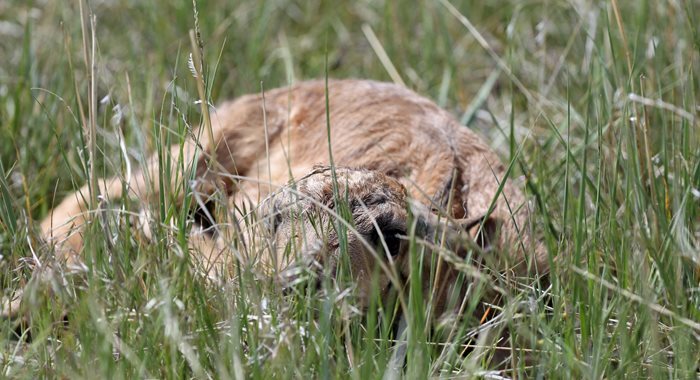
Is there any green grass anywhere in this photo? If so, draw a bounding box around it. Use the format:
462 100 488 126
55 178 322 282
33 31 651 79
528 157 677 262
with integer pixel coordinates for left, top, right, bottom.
1 0 699 378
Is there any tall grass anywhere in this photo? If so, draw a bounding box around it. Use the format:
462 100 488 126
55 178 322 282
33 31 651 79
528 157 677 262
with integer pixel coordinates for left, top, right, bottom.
0 0 698 378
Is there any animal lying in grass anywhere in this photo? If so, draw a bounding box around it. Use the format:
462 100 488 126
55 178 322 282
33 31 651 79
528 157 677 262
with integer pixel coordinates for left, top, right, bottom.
17 79 546 321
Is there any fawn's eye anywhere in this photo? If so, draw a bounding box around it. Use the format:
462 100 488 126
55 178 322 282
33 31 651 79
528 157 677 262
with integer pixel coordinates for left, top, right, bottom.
371 228 404 257
193 200 217 232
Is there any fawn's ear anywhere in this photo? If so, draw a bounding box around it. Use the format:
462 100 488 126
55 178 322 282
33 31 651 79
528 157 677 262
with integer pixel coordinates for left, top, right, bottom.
459 214 502 251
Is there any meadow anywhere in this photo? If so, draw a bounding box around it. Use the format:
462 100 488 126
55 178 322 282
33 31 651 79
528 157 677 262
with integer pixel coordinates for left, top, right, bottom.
0 0 698 378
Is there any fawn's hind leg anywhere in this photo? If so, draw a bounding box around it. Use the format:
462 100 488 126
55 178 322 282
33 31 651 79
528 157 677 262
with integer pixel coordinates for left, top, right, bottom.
39 93 287 266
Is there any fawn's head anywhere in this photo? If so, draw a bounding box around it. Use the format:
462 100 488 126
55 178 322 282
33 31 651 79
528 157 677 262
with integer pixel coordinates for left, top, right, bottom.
253 166 501 319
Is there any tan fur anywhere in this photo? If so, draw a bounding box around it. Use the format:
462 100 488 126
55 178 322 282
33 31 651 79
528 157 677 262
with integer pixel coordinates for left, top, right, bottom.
35 79 546 318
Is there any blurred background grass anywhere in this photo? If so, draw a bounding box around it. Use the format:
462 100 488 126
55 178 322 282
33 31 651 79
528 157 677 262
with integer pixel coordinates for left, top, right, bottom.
0 0 698 378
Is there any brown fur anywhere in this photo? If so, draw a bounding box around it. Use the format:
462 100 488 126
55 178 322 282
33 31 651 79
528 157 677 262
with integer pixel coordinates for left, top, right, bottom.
33 79 546 319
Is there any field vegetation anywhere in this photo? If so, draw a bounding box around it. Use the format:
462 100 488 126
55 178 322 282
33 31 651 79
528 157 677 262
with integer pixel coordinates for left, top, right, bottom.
0 0 698 378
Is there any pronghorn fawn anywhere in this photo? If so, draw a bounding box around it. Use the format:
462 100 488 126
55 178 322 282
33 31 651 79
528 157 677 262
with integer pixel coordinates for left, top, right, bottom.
10 79 546 323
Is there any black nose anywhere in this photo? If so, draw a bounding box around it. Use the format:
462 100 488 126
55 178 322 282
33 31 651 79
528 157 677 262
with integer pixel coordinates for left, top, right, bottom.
371 228 404 257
